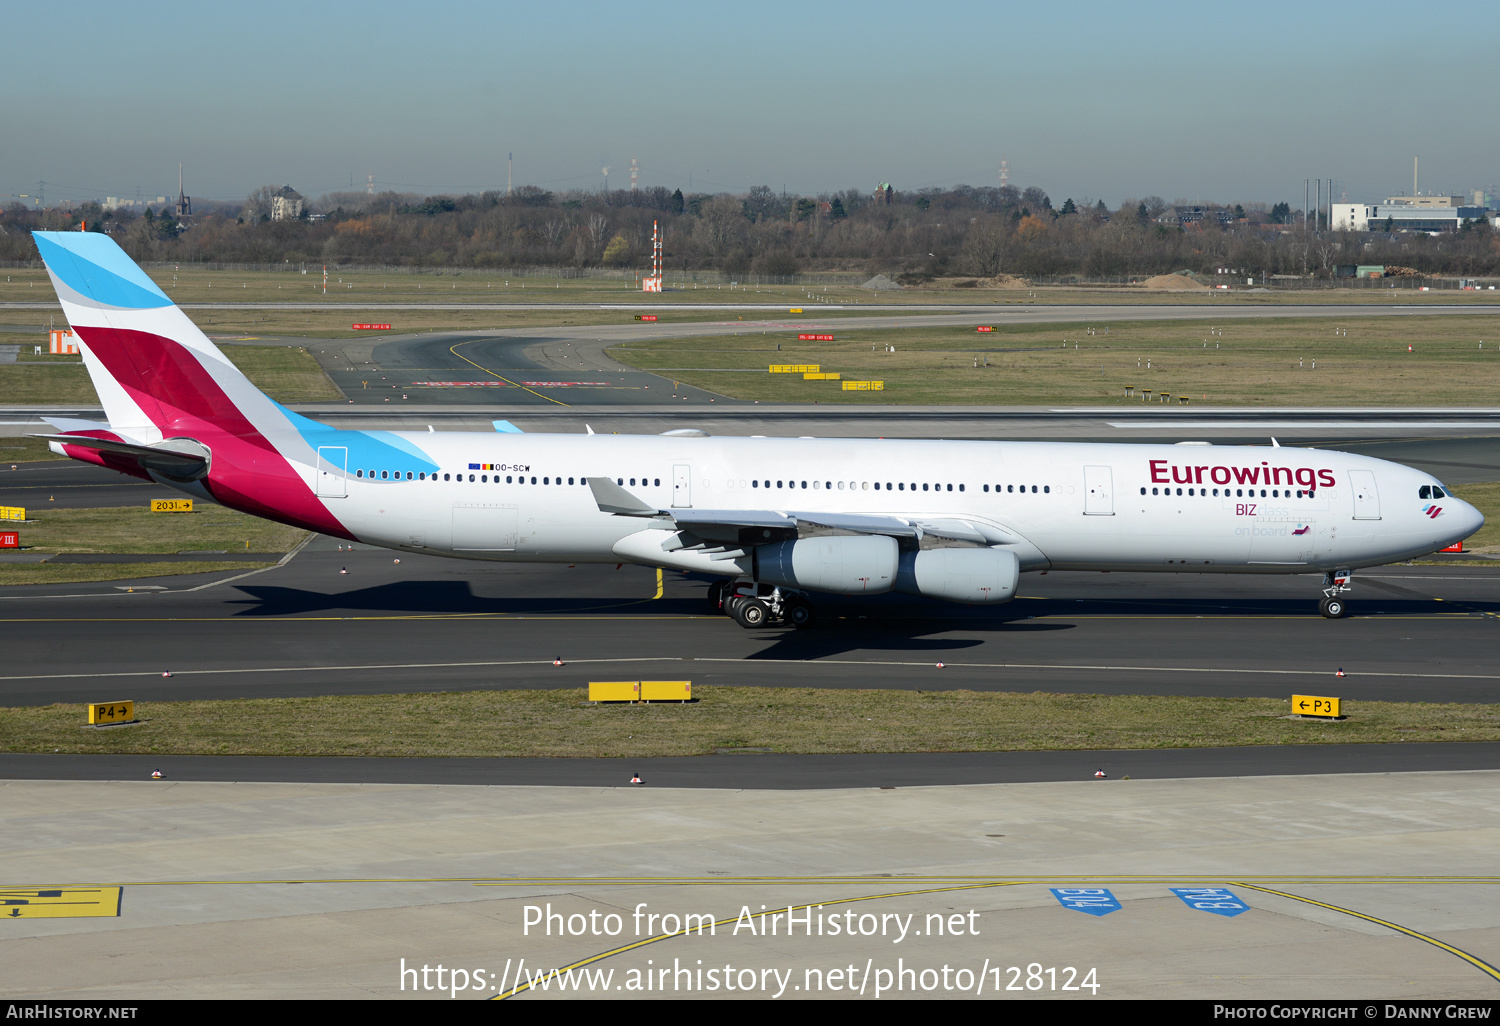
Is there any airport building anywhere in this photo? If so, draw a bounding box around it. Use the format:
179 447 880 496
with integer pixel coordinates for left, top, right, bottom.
1332 202 1493 233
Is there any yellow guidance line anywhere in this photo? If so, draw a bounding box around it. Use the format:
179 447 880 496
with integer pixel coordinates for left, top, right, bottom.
654 568 664 600
448 339 570 406
493 881 1020 1000
1233 882 1500 983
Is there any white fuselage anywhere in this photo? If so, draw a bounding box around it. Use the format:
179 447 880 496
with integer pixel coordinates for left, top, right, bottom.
295 433 1482 577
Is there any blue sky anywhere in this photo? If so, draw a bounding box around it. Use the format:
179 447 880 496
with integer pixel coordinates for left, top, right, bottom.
5 0 1495 208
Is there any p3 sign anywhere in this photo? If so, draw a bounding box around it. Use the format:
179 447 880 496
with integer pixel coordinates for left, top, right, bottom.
1170 887 1250 917
1051 888 1121 916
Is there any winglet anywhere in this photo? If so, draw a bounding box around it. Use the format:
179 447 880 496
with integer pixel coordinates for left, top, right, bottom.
586 477 658 516
492 420 523 433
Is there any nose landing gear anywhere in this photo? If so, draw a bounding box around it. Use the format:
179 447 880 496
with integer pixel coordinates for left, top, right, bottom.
1319 569 1352 618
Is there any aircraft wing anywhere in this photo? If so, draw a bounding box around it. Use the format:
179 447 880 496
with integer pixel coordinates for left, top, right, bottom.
586 477 946 541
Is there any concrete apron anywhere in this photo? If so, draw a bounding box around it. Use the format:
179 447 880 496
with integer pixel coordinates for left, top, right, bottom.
2 770 1498 999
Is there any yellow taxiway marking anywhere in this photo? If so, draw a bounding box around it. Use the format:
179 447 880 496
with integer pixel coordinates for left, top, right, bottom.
448 339 570 407
1235 882 1500 983
0 887 121 919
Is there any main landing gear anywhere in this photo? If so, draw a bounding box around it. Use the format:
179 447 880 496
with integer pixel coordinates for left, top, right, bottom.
1319 569 1352 619
708 579 814 629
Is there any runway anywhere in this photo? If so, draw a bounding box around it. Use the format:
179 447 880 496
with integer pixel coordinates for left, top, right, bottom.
3 534 1498 709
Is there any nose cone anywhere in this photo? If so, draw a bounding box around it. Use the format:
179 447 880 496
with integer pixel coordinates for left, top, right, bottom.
1450 498 1485 543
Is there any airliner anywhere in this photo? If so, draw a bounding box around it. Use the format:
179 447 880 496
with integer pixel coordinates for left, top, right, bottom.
28 231 1483 626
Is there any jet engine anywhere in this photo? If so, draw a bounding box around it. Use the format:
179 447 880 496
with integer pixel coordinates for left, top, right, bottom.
894 546 1019 604
754 535 898 595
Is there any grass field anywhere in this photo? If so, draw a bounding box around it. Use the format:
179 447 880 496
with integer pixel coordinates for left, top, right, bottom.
3 688 1498 757
0 436 65 463
610 315 1500 405
2 263 1496 336
0 342 342 407
0 560 271 586
0 504 303 584
12 504 308 554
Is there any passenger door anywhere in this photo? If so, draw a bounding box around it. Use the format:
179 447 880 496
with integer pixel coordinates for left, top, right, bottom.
1083 466 1113 515
673 464 692 508
1349 469 1381 520
315 446 347 498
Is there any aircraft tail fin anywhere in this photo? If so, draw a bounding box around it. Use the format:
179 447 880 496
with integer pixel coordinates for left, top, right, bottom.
32 230 353 537
32 230 290 441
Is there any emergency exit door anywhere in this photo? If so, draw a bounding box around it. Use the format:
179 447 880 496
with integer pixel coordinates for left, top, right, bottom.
673 464 692 507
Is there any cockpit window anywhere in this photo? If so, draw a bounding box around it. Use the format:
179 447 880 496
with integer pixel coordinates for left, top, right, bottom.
1420 486 1431 499
1433 486 1445 498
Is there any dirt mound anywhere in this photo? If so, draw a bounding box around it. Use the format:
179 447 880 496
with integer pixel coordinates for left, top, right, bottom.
1141 273 1208 291
860 274 902 290
904 275 1030 290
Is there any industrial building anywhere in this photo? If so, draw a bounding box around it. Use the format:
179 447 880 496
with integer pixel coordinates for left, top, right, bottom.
1332 201 1493 233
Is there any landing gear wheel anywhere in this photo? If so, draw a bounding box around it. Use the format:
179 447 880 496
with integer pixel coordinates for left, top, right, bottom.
732 598 770 628
707 580 728 614
1319 596 1348 619
787 601 814 628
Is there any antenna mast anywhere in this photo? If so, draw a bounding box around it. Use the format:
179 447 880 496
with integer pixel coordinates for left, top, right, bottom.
642 220 663 292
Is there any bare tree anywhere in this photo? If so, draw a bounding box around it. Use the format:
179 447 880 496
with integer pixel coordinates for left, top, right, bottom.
694 195 747 261
542 216 572 248
959 214 1012 276
584 213 610 251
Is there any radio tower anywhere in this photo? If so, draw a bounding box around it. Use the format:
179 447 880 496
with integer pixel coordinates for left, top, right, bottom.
366 174 374 195
642 220 663 292
999 159 1009 189
630 157 639 192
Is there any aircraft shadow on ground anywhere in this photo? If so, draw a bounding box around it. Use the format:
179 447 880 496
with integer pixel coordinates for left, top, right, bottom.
223 581 1500 621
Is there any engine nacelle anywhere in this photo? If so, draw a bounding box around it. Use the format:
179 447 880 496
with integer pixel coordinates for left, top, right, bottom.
895 546 1019 604
754 535 897 595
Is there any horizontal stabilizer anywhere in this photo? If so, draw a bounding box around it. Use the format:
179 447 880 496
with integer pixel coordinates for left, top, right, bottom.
29 433 209 477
